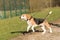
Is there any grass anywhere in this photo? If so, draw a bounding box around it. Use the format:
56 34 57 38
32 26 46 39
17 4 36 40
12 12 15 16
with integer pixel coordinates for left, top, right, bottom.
0 17 27 40
0 7 60 40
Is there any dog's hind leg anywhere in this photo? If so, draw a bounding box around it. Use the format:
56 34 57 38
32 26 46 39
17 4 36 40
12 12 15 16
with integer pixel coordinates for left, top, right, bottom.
45 24 52 33
44 21 52 33
41 25 46 34
40 24 46 34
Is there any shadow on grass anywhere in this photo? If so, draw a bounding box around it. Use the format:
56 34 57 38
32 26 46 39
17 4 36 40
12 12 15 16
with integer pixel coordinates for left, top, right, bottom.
11 30 43 35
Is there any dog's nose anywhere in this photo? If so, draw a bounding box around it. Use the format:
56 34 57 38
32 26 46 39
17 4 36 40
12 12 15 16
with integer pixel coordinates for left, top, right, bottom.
19 16 21 19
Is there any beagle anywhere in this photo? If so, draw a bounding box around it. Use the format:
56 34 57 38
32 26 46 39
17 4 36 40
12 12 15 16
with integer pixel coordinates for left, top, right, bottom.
20 11 52 34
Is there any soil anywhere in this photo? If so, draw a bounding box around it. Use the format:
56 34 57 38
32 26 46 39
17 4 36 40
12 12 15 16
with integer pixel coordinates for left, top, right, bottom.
10 19 60 40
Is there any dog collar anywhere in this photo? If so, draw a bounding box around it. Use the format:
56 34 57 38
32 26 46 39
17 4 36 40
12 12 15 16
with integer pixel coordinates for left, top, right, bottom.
27 16 32 21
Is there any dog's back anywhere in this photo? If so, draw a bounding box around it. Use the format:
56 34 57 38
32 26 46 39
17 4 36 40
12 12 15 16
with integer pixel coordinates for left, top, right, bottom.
34 18 44 25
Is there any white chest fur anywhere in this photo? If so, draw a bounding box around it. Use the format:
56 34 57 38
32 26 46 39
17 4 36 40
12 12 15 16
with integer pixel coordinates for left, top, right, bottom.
27 20 32 26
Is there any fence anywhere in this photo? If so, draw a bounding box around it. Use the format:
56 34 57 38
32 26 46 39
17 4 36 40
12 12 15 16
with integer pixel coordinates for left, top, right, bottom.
0 0 30 19
0 0 60 19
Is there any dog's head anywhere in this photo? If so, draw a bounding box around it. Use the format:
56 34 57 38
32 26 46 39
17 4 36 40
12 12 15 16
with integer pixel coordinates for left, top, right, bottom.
20 14 32 20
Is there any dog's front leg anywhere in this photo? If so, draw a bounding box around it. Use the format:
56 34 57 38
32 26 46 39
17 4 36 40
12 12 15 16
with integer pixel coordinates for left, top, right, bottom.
31 25 35 32
27 25 31 32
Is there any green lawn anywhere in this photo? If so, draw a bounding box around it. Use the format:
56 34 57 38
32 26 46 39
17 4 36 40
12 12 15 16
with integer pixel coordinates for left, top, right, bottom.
0 7 60 40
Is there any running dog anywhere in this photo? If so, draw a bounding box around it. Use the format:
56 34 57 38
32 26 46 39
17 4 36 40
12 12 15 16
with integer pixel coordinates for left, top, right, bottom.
20 11 52 34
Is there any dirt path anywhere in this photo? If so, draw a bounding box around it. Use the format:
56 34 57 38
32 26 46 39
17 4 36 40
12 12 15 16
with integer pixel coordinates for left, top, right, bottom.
10 19 60 40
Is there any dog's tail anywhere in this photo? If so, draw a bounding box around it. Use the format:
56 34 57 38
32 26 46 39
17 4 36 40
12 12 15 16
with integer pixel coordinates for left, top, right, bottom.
49 23 60 27
44 11 52 20
44 11 60 27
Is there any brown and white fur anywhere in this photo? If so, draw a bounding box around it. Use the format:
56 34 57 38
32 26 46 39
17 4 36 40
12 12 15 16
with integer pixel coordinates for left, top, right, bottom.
20 11 52 34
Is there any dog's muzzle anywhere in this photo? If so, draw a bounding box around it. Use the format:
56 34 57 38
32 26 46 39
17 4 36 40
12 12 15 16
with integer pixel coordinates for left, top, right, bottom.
19 16 21 19
19 16 24 20
19 16 21 18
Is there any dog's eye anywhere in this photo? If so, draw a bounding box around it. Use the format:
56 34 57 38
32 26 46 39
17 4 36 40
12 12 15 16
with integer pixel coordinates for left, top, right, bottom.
22 16 24 17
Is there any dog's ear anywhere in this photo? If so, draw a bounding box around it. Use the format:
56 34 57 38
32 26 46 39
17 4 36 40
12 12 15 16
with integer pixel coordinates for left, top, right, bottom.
26 14 31 19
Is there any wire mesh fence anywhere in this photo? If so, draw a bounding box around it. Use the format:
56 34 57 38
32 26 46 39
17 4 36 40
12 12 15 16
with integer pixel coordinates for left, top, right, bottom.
0 0 30 19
